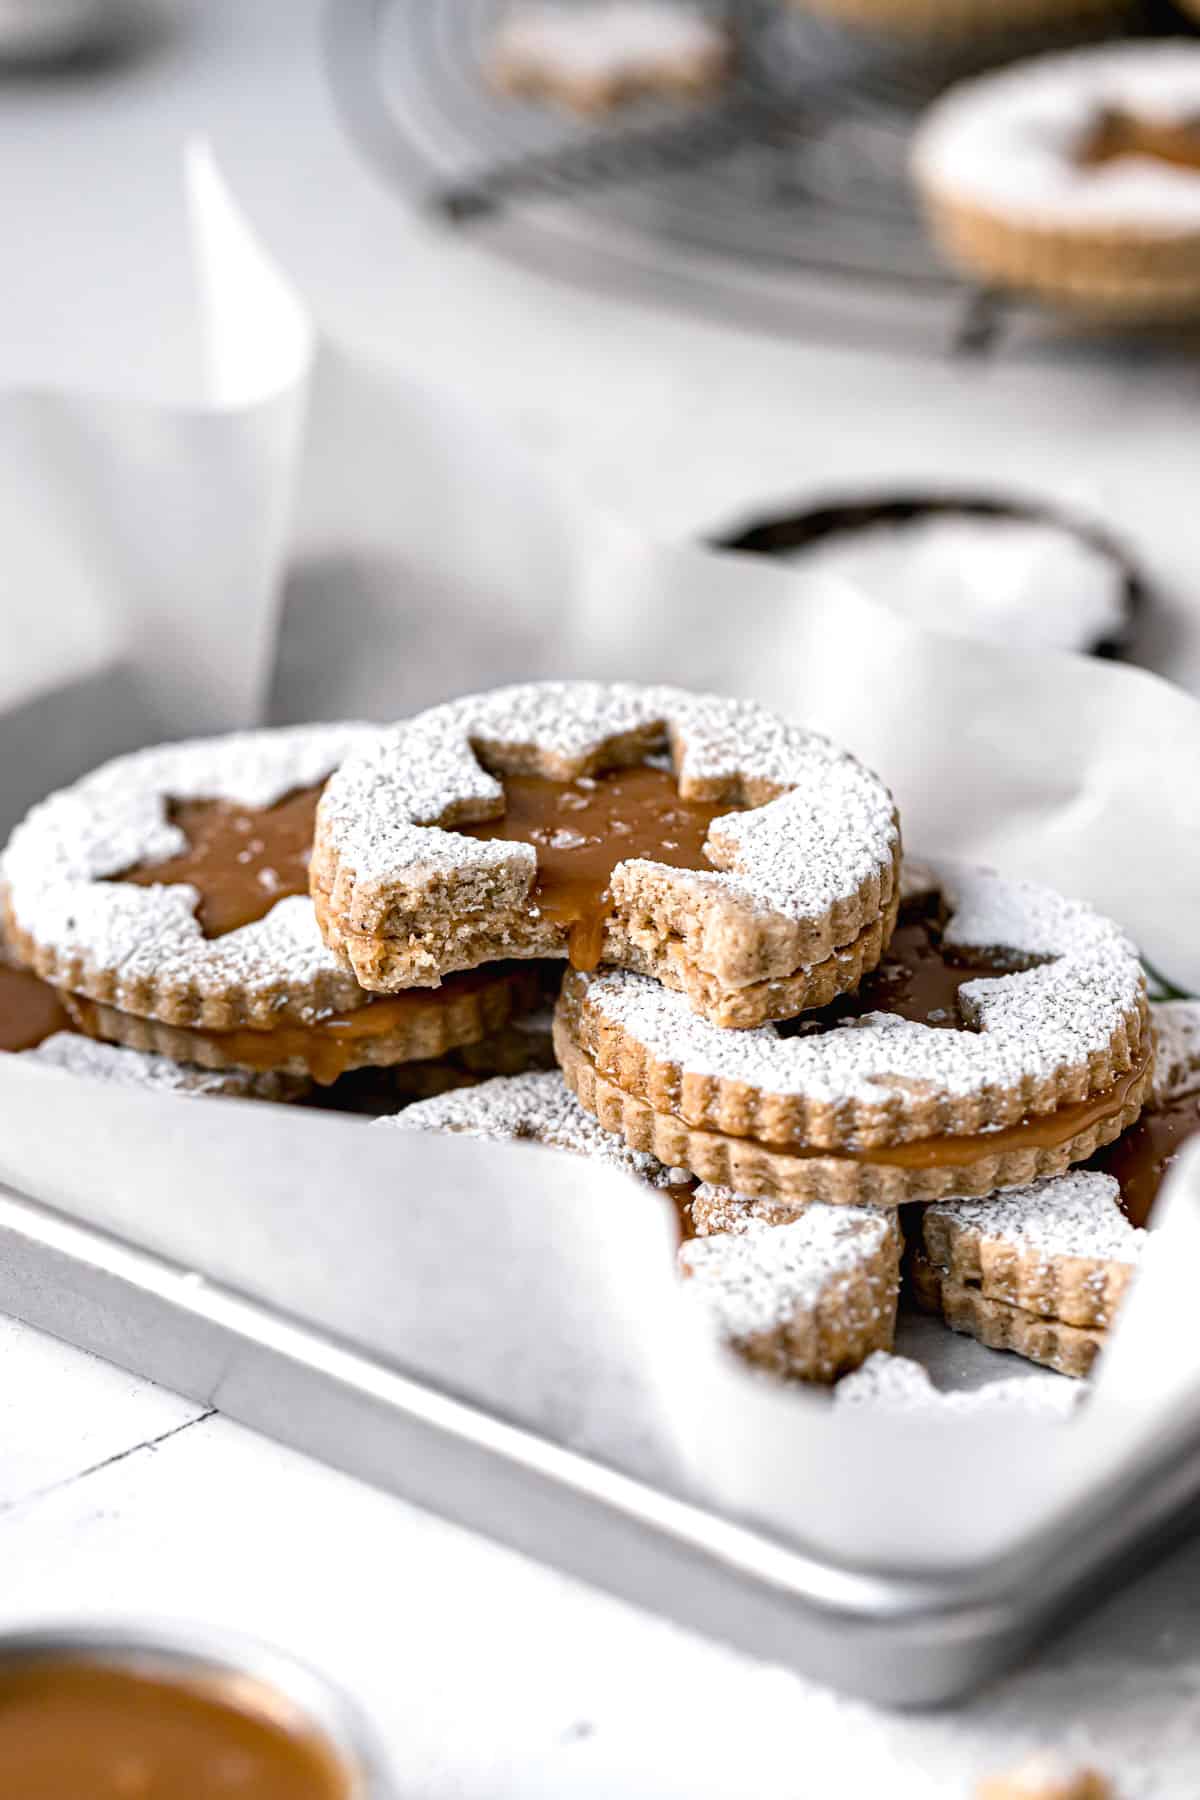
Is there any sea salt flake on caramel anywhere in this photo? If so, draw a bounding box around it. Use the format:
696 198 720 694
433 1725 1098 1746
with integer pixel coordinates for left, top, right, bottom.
457 764 738 971
114 784 322 938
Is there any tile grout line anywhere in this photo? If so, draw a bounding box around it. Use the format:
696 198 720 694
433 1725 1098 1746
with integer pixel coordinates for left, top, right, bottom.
0 1406 218 1518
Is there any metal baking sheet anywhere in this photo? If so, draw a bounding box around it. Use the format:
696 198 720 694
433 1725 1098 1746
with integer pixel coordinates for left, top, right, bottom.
2 1171 1199 1709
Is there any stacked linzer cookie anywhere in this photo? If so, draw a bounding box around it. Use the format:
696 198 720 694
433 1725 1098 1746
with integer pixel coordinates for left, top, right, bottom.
305 682 1165 1384
0 725 561 1110
0 683 1194 1386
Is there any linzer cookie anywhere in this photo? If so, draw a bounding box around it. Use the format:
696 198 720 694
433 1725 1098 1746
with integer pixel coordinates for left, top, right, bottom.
681 1201 900 1382
489 3 730 115
920 1170 1142 1331
311 681 900 1030
786 0 1125 42
0 726 546 1084
383 1071 897 1381
1092 997 1200 1227
555 859 1151 1205
684 1182 901 1379
911 1262 1106 1379
913 1170 1144 1378
912 45 1200 319
54 966 544 1087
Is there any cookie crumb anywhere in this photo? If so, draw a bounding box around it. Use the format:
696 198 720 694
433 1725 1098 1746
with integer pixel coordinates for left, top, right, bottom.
977 1751 1112 1798
491 2 729 114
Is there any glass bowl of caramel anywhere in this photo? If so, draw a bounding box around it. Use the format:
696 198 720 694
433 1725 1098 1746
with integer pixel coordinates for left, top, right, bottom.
0 1621 395 1799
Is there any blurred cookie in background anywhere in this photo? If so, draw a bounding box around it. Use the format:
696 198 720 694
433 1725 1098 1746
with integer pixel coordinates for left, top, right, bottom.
777 0 1130 44
911 43 1200 317
716 493 1141 657
488 1 731 114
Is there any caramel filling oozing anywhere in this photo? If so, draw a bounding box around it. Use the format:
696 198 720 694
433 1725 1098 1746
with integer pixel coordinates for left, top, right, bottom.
115 785 323 938
667 1179 698 1242
0 1659 352 1800
0 963 74 1052
459 765 740 970
106 784 546 1079
68 964 532 1086
737 1051 1149 1167
1091 1084 1200 1228
96 781 559 1077
1078 107 1200 175
595 898 1146 1170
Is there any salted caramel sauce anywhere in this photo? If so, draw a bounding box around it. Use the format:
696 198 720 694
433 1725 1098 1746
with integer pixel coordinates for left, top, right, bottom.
1079 107 1200 174
0 1658 352 1800
0 963 74 1053
115 784 323 938
108 786 546 1079
669 1182 698 1242
784 900 1035 1036
1092 1085 1200 1228
68 964 532 1086
458 765 740 971
738 1049 1149 1167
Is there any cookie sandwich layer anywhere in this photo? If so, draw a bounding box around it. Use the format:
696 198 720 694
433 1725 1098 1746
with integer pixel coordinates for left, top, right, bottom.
556 860 1150 1204
312 681 900 1029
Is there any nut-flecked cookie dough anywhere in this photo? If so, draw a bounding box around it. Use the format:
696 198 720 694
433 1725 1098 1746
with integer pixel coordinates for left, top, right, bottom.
555 859 1151 1205
912 1169 1144 1377
684 1183 901 1379
312 681 901 1030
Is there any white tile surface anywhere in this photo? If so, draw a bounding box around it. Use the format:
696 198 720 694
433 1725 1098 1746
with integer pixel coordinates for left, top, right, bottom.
0 1314 204 1510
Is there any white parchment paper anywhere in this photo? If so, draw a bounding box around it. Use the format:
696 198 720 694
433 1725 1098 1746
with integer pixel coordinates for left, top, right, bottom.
0 149 1198 1573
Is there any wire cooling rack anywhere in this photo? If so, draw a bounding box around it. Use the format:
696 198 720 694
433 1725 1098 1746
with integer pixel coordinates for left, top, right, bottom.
324 0 1193 356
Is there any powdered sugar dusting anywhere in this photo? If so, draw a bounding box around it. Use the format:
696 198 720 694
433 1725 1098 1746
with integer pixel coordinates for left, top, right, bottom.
318 682 897 929
21 1032 258 1096
379 1069 681 1190
691 1183 802 1237
494 2 724 80
581 859 1144 1109
1151 999 1200 1105
835 1352 1081 1418
680 1207 891 1339
787 513 1128 655
939 862 1136 963
913 43 1200 233
691 1181 894 1237
927 1170 1144 1264
2 725 379 1008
